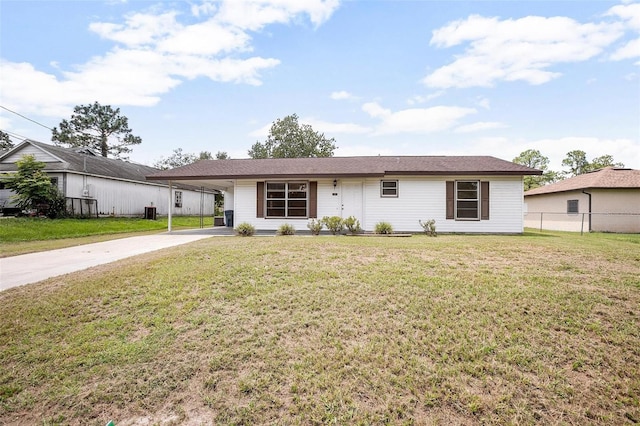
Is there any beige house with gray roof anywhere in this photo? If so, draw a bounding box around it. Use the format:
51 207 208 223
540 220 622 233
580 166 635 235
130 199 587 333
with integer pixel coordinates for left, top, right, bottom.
524 167 640 233
147 155 541 233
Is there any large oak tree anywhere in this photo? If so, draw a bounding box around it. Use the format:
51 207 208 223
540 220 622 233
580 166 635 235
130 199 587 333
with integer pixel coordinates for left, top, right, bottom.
248 114 336 159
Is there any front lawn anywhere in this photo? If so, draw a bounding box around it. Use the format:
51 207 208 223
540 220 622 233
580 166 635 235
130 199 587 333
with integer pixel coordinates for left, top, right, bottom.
0 233 638 425
0 216 210 257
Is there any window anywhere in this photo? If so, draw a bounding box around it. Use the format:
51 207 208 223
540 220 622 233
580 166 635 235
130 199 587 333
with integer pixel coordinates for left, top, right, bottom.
567 199 579 214
380 180 398 197
456 181 479 220
266 182 308 217
175 190 183 208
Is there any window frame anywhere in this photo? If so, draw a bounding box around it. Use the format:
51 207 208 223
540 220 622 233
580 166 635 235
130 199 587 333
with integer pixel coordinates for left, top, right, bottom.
567 199 579 214
380 180 399 198
174 190 183 208
265 181 309 218
455 180 480 221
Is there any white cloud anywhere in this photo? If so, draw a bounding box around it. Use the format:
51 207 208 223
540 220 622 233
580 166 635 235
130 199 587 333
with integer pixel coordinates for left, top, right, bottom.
523 136 639 171
89 12 179 47
610 37 640 60
335 145 394 157
330 90 355 100
606 3 640 31
477 97 490 109
421 136 639 170
424 14 624 88
248 116 369 139
304 118 370 134
406 91 444 105
215 0 340 30
0 0 339 119
362 102 476 134
454 121 507 133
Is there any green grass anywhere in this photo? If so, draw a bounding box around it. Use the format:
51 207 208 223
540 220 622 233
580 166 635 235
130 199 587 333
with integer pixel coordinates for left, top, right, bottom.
0 233 639 425
0 216 211 257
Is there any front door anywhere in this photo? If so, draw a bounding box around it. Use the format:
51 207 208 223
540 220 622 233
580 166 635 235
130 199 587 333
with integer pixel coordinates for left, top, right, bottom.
341 181 363 222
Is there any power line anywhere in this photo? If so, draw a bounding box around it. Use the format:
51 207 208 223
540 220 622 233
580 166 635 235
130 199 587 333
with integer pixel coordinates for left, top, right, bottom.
0 129 29 142
0 105 53 131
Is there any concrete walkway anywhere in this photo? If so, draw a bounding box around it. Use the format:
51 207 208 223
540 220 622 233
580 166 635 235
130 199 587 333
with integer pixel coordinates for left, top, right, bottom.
0 232 220 291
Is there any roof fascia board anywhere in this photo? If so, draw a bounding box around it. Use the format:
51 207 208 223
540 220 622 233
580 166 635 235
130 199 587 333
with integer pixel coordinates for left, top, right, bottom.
50 170 214 192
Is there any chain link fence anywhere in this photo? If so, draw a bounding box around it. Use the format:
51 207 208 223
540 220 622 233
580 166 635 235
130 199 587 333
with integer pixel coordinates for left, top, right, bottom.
524 212 640 234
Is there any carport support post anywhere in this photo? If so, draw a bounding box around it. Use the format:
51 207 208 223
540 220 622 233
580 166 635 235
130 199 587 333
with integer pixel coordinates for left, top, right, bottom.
168 180 173 232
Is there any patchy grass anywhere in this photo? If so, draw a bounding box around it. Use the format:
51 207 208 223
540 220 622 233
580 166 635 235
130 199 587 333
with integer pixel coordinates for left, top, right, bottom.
0 216 211 257
0 233 638 425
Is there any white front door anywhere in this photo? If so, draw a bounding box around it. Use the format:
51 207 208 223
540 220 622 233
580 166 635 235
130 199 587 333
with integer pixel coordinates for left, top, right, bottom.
341 181 363 221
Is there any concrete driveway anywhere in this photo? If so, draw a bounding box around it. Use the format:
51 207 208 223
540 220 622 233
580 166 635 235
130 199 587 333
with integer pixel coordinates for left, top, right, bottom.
0 232 217 291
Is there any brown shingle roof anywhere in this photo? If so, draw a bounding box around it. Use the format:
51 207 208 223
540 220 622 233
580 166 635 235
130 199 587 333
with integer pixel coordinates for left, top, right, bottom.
525 167 640 196
146 156 541 181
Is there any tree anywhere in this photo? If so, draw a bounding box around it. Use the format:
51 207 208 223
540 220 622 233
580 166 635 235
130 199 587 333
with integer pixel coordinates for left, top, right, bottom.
589 154 623 171
215 151 229 160
1 155 56 210
153 149 223 170
153 148 198 170
0 130 14 151
562 150 624 176
248 114 337 159
562 150 590 176
512 149 561 191
51 102 141 159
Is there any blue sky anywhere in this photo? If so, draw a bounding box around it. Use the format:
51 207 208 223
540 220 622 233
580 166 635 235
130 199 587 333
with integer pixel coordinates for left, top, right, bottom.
1 0 639 171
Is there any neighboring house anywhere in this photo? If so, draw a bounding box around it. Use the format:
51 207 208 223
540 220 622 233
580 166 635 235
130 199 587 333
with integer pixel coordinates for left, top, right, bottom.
524 167 640 233
0 139 216 217
147 156 541 233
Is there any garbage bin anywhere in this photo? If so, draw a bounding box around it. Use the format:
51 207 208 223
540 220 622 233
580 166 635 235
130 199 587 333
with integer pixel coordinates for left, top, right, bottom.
224 210 234 227
144 206 157 220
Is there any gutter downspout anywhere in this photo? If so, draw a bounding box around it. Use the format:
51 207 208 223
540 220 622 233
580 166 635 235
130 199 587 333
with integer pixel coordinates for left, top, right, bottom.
582 189 592 232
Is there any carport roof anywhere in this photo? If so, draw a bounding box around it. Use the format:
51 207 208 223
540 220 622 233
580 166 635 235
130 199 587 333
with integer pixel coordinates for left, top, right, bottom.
146 155 541 181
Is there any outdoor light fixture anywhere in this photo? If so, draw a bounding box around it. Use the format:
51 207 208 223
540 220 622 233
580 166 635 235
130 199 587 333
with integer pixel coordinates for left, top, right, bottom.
333 179 337 188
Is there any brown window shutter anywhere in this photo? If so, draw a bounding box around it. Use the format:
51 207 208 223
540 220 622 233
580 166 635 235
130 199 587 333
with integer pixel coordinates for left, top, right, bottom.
481 181 490 220
309 181 317 218
256 181 265 218
446 181 454 219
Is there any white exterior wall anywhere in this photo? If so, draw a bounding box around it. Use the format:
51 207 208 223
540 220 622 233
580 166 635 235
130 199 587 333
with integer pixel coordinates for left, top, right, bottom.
362 176 524 233
2 171 215 217
234 179 340 231
234 176 525 233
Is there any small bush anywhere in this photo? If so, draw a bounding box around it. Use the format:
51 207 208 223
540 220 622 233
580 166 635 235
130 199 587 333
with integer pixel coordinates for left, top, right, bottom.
419 219 437 237
235 222 256 237
374 221 393 234
307 218 323 235
322 216 344 235
343 216 362 235
277 223 296 236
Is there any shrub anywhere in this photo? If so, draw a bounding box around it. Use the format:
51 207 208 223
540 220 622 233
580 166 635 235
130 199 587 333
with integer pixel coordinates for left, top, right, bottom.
235 222 256 237
277 223 296 236
419 219 437 237
322 216 344 235
307 218 323 235
374 221 393 234
343 216 362 235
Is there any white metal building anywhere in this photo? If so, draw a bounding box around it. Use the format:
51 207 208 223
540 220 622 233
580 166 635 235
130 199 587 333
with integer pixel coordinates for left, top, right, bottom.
0 139 217 217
